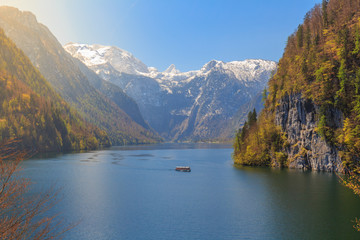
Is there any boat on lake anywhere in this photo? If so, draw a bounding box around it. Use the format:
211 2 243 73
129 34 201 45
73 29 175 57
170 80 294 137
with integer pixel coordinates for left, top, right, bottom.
175 166 191 172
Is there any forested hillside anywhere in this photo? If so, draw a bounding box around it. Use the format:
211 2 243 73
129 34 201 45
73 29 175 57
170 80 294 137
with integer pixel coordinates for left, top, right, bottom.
0 28 110 151
0 6 161 145
233 0 360 172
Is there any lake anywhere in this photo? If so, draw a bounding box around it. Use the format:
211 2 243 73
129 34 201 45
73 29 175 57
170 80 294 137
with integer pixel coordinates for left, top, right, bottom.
21 143 360 240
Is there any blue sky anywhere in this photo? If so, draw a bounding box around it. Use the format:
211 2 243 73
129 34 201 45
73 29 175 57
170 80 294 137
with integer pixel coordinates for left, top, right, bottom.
3 0 321 71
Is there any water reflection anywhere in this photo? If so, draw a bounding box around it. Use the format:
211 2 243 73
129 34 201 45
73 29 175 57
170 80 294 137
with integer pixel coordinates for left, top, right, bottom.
21 145 360 240
111 142 232 151
233 166 360 239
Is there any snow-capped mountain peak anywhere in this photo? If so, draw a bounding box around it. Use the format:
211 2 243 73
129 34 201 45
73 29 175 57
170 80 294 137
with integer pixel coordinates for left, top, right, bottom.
200 60 223 73
65 43 276 87
64 42 277 142
64 43 107 66
64 43 149 75
164 64 179 74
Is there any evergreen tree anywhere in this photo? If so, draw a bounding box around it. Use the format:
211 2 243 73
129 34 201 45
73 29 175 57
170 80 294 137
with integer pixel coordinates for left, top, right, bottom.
297 25 304 48
322 0 328 27
248 109 257 127
262 87 268 105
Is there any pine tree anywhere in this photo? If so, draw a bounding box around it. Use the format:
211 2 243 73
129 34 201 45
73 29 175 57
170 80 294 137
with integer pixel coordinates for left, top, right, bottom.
297 25 304 48
322 0 328 27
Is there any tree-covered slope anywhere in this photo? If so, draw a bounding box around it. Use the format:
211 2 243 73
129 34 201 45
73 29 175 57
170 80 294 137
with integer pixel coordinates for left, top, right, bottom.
233 0 360 172
0 28 110 151
0 6 161 145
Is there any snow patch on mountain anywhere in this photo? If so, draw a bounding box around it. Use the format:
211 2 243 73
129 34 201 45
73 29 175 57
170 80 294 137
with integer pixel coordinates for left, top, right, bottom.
64 42 277 141
64 43 276 91
64 43 149 75
164 64 179 74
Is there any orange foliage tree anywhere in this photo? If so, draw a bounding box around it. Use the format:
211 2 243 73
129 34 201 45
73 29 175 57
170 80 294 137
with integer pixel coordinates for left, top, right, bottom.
0 141 70 239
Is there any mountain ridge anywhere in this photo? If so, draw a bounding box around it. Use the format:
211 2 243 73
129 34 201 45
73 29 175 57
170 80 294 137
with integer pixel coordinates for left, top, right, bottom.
0 28 110 151
0 6 161 145
65 42 277 141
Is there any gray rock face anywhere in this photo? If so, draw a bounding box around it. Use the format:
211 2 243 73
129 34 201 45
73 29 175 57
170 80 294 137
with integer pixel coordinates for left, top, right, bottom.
65 43 277 141
275 93 343 172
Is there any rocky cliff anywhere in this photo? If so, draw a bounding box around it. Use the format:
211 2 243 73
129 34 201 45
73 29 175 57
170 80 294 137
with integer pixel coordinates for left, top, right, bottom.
275 94 343 172
233 1 360 173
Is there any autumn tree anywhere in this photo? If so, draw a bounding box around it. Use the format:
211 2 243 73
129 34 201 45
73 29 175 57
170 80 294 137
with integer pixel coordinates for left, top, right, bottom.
0 140 70 239
322 0 328 27
233 0 360 231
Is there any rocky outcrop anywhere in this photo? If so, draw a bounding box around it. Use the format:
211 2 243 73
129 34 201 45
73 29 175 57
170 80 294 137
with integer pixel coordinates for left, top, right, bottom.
275 93 343 172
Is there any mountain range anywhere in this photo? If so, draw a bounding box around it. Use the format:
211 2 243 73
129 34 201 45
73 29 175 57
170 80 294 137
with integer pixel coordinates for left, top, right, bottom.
0 6 277 148
65 43 277 141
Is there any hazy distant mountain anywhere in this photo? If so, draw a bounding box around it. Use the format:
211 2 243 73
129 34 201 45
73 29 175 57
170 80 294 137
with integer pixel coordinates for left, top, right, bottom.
0 6 161 145
217 92 265 141
71 56 151 130
66 43 276 141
